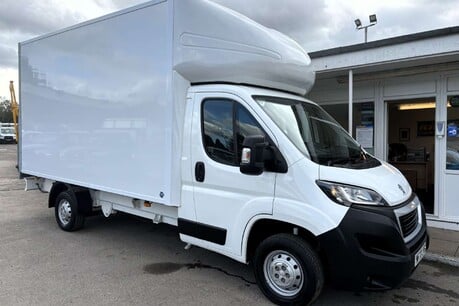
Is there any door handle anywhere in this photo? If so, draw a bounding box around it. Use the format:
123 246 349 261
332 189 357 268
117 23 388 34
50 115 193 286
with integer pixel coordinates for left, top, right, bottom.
195 162 205 182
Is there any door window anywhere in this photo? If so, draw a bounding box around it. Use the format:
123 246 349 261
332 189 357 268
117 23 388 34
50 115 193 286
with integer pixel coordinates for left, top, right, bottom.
235 103 265 162
202 100 235 165
202 99 265 166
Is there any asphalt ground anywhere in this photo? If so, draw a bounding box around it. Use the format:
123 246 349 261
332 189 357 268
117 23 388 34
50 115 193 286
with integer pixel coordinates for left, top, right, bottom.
1 144 458 305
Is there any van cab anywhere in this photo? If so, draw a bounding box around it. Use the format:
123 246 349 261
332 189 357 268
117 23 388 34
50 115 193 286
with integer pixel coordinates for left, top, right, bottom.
180 84 428 302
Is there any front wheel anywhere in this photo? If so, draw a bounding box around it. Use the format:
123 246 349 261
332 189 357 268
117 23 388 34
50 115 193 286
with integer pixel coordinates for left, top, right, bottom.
253 233 324 305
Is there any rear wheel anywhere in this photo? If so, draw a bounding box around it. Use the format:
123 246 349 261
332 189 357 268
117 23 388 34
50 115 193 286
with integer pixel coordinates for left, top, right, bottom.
253 233 324 305
54 190 85 231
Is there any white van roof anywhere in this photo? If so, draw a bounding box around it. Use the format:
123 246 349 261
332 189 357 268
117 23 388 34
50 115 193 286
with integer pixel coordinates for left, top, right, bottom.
173 0 315 95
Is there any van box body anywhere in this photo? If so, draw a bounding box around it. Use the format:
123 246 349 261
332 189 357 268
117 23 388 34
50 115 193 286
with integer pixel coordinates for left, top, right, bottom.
19 0 314 205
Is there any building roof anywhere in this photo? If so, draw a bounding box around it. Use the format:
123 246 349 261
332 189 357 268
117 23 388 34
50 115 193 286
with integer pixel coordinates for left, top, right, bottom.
309 25 459 76
310 26 459 59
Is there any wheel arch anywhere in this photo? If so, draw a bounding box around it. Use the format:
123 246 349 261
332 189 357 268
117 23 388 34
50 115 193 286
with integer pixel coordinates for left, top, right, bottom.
243 217 320 263
48 182 71 208
49 182 93 215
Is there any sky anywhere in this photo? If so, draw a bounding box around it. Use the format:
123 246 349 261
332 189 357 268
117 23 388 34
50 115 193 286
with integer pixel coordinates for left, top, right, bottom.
0 0 458 99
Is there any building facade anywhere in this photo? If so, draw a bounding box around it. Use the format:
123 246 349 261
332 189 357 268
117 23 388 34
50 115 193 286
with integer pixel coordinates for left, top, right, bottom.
308 27 459 230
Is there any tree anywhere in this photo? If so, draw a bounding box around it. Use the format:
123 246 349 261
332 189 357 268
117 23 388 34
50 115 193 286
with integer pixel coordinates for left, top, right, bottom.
0 98 13 123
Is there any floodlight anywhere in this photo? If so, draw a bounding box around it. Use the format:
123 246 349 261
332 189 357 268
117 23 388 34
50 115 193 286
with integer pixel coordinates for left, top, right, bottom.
369 14 377 23
354 15 378 42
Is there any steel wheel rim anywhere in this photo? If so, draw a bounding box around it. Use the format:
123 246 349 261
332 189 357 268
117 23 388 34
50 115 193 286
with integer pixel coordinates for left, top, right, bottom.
58 199 72 225
263 250 304 297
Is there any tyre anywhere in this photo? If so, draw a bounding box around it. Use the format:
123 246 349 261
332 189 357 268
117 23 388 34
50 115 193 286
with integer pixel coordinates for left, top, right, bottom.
253 233 324 306
54 190 85 231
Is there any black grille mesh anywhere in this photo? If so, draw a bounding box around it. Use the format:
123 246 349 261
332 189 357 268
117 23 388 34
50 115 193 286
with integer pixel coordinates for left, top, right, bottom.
399 209 418 237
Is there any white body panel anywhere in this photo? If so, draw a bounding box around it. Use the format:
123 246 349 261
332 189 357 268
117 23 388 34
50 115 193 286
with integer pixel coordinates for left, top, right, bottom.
178 85 413 263
273 159 349 235
173 0 314 95
19 0 313 206
179 85 350 262
187 90 276 256
20 1 177 205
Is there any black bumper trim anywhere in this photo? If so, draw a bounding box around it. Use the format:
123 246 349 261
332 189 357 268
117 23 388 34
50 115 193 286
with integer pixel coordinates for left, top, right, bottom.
318 197 428 290
178 218 227 245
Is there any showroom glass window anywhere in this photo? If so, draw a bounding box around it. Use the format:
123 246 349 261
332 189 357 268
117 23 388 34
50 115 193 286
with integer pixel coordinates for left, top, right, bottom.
447 96 459 170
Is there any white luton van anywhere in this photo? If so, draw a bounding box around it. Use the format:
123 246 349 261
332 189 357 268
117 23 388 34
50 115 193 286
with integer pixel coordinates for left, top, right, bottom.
19 0 428 304
0 123 17 144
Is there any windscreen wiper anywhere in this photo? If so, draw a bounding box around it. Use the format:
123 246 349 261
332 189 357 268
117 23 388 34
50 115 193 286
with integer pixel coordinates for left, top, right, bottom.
327 156 365 166
327 158 353 166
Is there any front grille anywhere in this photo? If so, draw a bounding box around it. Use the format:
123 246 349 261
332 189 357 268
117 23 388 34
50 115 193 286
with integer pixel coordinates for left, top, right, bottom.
399 209 418 238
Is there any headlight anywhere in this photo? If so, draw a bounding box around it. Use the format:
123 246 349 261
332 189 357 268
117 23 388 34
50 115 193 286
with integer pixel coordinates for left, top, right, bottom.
316 180 388 206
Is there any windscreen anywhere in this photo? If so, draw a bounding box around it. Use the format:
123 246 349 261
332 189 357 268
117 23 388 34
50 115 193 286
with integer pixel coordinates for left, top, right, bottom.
254 96 380 169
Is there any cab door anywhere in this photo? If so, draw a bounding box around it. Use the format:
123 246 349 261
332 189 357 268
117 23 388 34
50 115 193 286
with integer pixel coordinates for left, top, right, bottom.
181 92 276 256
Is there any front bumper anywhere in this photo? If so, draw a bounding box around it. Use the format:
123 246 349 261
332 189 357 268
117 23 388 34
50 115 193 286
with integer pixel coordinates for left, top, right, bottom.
0 137 16 143
318 195 429 290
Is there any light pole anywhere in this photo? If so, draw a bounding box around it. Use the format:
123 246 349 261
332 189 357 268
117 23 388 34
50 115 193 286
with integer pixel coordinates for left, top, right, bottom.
355 14 377 43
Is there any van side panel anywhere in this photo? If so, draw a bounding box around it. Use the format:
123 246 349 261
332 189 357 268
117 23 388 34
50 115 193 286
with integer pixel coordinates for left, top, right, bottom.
20 2 178 204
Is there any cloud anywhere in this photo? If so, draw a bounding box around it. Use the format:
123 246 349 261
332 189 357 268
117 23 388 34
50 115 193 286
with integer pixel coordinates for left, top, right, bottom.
0 68 17 100
0 30 39 69
0 1 85 35
374 0 459 38
213 0 329 51
109 0 147 8
0 45 17 68
323 0 459 48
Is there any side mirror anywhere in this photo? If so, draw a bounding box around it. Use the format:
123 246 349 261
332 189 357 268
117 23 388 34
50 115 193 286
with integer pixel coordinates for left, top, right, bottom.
240 135 268 175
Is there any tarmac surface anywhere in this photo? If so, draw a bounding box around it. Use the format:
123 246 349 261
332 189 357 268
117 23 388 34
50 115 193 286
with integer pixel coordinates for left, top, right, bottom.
1 144 459 305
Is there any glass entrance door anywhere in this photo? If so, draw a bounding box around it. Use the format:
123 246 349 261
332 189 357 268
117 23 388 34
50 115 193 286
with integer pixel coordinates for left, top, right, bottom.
386 98 436 214
444 95 459 219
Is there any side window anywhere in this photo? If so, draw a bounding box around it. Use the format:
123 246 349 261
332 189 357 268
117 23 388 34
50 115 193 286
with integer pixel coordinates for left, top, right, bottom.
202 99 266 166
202 99 235 165
236 104 265 163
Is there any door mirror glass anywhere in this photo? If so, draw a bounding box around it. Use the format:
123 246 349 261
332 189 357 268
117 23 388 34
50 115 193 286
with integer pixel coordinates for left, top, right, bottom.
241 148 252 165
240 135 268 175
